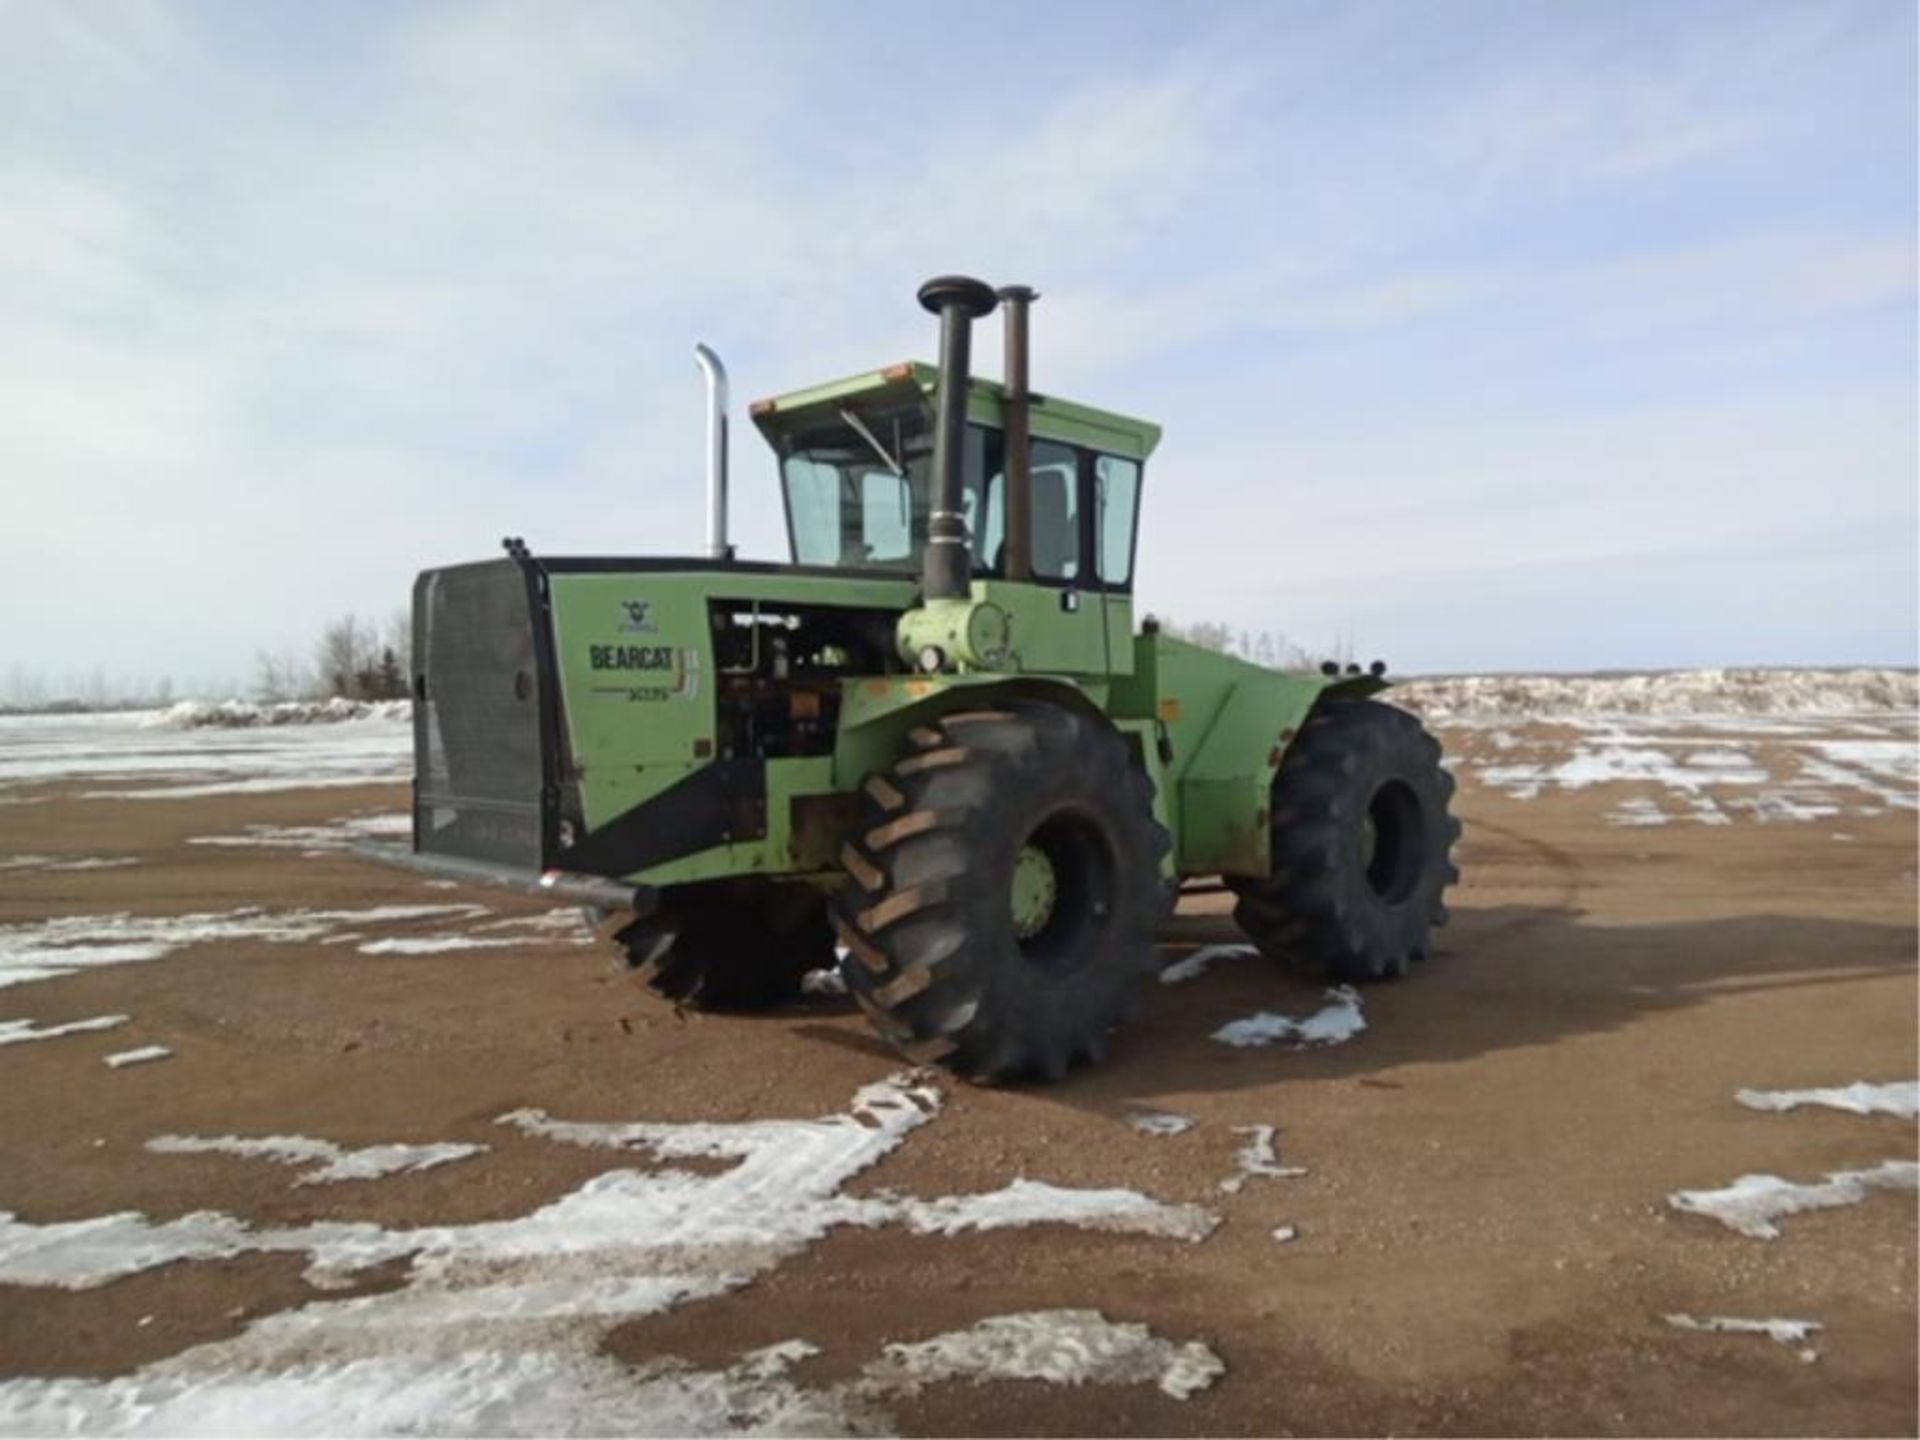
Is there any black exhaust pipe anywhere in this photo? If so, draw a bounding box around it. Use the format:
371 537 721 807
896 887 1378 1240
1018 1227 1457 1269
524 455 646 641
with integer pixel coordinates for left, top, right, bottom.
916 275 999 602
996 285 1037 582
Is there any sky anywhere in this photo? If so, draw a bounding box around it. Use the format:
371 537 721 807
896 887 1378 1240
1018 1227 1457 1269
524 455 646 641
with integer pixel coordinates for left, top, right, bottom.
1 0 1914 695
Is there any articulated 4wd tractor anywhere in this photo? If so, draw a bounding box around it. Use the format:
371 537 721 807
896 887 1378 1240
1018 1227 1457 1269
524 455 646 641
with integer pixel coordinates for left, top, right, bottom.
393 276 1459 1081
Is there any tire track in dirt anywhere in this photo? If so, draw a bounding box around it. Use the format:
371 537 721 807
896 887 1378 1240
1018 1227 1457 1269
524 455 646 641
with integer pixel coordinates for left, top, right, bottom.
1455 814 1587 936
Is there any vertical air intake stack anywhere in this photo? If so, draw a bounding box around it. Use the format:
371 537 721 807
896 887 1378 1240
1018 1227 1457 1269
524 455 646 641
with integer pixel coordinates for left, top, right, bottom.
997 285 1037 582
916 275 999 601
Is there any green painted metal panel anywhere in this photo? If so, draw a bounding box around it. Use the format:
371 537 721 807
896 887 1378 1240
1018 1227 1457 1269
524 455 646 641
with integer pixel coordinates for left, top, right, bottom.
627 755 840 886
546 567 914 872
971 579 1112 676
751 361 1161 461
1108 634 1332 877
548 572 718 832
539 558 1354 895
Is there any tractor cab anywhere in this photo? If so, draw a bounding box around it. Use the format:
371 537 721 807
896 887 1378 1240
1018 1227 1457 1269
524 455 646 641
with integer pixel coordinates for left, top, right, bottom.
753 367 1158 589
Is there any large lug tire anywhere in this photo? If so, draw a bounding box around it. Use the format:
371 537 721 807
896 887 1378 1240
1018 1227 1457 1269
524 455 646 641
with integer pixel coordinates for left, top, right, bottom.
1231 698 1460 983
832 701 1171 1083
609 878 834 1011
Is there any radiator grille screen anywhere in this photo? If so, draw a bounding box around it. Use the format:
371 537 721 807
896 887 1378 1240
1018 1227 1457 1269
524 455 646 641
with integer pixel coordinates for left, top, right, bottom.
412 561 547 868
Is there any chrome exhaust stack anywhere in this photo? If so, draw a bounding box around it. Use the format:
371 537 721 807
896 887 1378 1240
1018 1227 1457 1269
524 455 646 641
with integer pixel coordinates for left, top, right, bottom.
694 343 733 561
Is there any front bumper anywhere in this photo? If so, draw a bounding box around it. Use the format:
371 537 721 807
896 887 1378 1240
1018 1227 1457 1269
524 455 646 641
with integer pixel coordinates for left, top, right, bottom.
353 842 659 916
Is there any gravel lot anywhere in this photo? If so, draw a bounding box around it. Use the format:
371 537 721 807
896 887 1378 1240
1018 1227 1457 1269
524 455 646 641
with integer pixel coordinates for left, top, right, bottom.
0 705 1913 1435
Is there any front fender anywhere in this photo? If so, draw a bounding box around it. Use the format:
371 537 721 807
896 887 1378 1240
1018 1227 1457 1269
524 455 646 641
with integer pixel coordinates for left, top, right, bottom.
831 673 1107 788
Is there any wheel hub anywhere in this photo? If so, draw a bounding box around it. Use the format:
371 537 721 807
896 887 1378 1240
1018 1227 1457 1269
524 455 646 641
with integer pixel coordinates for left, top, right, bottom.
1010 842 1058 940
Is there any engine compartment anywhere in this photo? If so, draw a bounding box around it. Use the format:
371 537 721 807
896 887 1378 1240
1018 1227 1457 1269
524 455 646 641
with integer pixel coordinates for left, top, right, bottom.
708 600 900 760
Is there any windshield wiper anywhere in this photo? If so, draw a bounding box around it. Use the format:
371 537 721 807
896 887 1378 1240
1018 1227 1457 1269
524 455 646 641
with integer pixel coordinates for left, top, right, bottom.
838 406 904 478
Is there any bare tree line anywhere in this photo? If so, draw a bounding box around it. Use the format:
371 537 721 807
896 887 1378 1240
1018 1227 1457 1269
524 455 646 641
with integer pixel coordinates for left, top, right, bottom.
1156 618 1354 670
254 610 411 703
0 665 177 715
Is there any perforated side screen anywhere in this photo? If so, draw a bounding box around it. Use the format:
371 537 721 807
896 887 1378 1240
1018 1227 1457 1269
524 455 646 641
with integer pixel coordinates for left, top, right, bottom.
412 561 546 868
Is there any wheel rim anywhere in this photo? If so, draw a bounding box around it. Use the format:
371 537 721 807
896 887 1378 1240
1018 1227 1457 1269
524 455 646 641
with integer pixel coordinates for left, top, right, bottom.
1010 807 1117 973
1362 778 1426 906
1010 842 1058 939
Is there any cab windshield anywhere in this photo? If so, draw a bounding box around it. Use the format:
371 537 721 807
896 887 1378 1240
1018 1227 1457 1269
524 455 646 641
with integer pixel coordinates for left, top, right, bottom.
778 402 1002 574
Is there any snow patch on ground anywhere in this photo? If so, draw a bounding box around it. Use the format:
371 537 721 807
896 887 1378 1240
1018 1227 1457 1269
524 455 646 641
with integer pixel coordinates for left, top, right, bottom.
0 902 592 991
867 1309 1224 1401
1609 796 1669 827
1218 1125 1308 1195
1129 1111 1195 1137
801 967 849 997
1452 705 1917 822
498 1108 1217 1243
892 1179 1217 1243
1160 944 1255 985
354 935 526 955
1212 987 1366 1049
0 1077 1222 1436
475 910 592 937
1667 1160 1919 1238
1665 1313 1822 1361
1734 1081 1920 1120
188 814 409 851
103 1045 170 1069
146 1134 488 1187
0 1014 128 1048
0 710 408 798
0 856 138 874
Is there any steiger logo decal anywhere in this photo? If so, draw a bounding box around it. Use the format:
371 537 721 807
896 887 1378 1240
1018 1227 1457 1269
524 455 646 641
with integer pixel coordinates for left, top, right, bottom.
618 599 658 633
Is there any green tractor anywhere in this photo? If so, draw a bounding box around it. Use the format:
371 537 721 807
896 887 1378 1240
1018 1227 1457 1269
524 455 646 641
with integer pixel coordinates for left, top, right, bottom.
386 276 1459 1081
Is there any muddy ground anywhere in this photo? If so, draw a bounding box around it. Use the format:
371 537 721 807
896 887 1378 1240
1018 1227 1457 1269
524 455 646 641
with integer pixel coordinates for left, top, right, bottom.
0 726 1914 1436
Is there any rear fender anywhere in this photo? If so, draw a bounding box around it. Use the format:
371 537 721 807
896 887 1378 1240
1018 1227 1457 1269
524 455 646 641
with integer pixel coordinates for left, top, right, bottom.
1181 674 1394 879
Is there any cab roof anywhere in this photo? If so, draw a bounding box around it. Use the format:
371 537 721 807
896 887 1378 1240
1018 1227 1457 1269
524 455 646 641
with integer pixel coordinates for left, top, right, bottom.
749 360 1162 462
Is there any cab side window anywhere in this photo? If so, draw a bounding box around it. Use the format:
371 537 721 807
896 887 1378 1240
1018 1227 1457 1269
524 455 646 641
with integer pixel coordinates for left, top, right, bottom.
1029 439 1080 581
1095 455 1141 587
963 426 1007 576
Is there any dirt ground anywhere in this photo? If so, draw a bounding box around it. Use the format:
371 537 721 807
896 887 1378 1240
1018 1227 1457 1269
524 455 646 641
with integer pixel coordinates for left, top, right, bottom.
0 729 1914 1436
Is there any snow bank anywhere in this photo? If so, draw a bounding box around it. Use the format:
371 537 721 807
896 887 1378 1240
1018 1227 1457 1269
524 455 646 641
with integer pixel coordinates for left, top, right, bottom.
1395 668 1917 720
142 699 411 729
